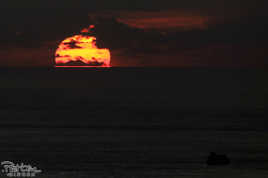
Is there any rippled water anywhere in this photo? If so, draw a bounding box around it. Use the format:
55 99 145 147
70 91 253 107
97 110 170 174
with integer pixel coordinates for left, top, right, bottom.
0 110 267 178
0 68 267 177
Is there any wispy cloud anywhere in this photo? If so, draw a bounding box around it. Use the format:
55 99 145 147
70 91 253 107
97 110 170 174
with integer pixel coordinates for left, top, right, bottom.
116 11 209 31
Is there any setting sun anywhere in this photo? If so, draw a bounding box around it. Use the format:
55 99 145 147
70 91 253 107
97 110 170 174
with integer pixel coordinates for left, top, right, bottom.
55 26 111 67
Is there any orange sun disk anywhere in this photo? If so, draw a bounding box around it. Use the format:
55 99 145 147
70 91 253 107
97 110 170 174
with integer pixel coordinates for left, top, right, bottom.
55 26 111 67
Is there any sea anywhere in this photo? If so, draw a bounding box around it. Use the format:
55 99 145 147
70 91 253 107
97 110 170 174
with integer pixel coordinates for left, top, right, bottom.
0 67 267 178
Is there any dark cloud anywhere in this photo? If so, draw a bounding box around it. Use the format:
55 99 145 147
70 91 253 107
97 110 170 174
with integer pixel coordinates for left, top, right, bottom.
1 0 267 14
91 10 210 32
0 9 91 47
0 8 267 67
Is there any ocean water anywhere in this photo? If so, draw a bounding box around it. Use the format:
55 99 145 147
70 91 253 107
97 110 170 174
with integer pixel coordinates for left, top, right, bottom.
0 68 267 177
0 109 268 178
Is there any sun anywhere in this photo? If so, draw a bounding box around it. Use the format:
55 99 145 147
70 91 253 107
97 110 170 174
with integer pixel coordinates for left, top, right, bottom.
55 25 111 67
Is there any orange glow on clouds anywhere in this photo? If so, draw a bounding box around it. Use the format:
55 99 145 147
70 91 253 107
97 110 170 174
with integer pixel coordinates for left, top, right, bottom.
55 25 111 67
80 25 95 33
118 16 208 31
90 10 209 31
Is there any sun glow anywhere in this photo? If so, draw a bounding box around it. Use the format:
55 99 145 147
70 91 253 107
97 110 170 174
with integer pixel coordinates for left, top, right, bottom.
55 26 111 67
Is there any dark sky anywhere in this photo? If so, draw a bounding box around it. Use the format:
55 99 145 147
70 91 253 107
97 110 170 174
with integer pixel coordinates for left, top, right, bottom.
0 0 267 67
1 0 266 11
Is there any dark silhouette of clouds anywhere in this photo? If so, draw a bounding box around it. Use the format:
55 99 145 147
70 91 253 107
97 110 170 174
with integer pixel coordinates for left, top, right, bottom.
0 9 267 67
